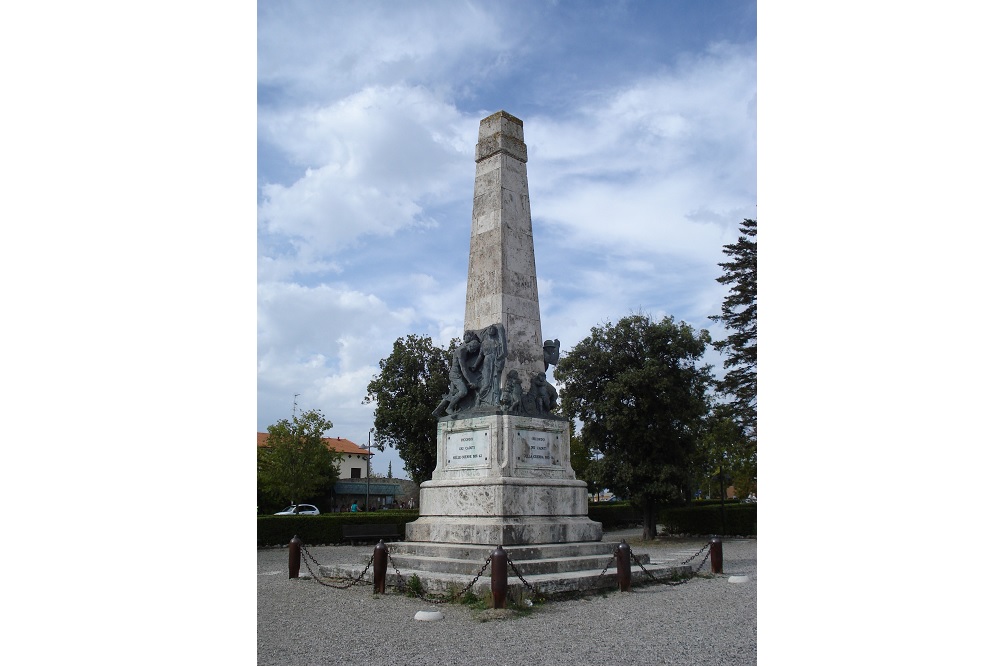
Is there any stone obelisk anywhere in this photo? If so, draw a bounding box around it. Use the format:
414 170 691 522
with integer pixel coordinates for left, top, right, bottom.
406 111 602 546
464 111 545 384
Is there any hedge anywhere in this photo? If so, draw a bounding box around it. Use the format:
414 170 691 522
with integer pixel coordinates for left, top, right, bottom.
659 503 756 536
257 503 756 547
586 502 642 530
257 510 418 547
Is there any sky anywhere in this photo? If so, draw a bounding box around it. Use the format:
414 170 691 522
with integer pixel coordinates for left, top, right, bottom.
257 0 757 478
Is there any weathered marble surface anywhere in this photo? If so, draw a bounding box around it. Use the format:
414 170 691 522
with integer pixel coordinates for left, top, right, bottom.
465 111 545 390
406 413 602 545
431 414 575 480
404 514 602 545
413 111 602 546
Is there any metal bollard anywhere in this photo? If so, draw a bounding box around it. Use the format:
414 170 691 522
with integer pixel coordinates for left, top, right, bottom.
373 540 388 594
615 540 632 592
710 537 723 574
288 535 302 579
491 545 508 609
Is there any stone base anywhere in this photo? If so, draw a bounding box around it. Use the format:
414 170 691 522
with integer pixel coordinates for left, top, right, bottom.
410 475 601 545
321 539 699 597
410 413 603 545
405 514 602 545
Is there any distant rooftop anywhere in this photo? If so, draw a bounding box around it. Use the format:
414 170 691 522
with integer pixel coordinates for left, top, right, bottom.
256 432 370 456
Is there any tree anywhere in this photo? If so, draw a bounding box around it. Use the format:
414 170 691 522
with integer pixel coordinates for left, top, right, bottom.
364 334 453 485
258 409 342 506
555 314 714 539
387 460 393 479
693 403 756 499
568 423 600 497
709 218 757 437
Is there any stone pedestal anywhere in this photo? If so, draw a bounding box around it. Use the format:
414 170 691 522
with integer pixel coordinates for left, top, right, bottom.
405 414 603 545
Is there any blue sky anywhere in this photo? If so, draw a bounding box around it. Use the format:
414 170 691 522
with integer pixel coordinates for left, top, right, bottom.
257 0 757 477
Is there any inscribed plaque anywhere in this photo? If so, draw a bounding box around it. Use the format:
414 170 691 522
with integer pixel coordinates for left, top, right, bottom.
515 429 560 467
445 428 490 468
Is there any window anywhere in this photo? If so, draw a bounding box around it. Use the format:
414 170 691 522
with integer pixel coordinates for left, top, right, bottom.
351 468 361 479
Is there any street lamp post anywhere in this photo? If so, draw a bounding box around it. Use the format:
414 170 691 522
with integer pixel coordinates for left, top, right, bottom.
366 427 374 511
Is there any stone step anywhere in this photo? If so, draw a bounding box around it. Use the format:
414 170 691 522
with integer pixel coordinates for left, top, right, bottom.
385 540 616 561
318 538 707 597
319 561 692 597
385 551 635 576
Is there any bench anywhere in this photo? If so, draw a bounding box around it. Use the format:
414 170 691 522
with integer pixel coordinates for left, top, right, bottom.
341 523 401 545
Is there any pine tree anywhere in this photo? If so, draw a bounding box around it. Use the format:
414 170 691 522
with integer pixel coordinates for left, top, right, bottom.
709 218 757 437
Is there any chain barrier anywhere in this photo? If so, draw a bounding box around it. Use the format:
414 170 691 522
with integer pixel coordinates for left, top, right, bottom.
596 551 617 579
385 550 493 605
298 543 375 590
290 539 715 599
678 541 712 566
505 556 538 598
629 541 713 587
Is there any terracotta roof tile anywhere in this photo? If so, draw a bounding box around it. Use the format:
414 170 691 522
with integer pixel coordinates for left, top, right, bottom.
257 432 370 456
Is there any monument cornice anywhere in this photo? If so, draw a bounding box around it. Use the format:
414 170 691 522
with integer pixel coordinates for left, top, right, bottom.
475 110 528 163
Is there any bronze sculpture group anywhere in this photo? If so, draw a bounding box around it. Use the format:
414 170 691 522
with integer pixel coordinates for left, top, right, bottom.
432 324 561 418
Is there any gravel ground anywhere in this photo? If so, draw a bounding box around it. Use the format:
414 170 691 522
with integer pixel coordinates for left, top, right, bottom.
258 530 756 666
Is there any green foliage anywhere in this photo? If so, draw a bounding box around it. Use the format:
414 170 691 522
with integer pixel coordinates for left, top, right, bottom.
365 334 453 484
659 502 756 536
709 218 757 438
586 502 643 530
405 574 423 597
460 590 484 607
256 510 418 547
556 314 714 539
257 409 341 506
692 404 757 500
568 422 600 495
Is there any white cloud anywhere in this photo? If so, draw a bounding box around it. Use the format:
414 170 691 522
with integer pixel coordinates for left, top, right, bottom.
257 5 756 479
258 2 515 103
258 86 476 276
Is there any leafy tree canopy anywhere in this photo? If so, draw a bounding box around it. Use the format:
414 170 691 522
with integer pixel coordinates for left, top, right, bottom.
709 218 757 437
568 422 600 497
258 408 341 506
364 334 453 485
692 402 757 500
555 314 714 538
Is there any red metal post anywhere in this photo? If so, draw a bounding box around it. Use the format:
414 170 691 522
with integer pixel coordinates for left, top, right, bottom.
491 545 508 609
615 540 632 592
710 537 723 574
373 540 388 594
288 535 302 579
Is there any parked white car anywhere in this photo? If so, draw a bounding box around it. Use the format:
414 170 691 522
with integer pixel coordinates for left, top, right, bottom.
274 504 320 515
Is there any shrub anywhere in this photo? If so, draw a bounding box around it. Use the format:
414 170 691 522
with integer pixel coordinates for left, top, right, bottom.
405 574 423 597
659 503 756 536
586 502 642 529
257 510 418 547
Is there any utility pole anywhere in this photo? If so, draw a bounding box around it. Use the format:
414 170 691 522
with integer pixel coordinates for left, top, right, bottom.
366 427 374 510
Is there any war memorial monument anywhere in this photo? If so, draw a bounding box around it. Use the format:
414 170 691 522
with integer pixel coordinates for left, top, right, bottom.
408 110 601 548
327 111 682 595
